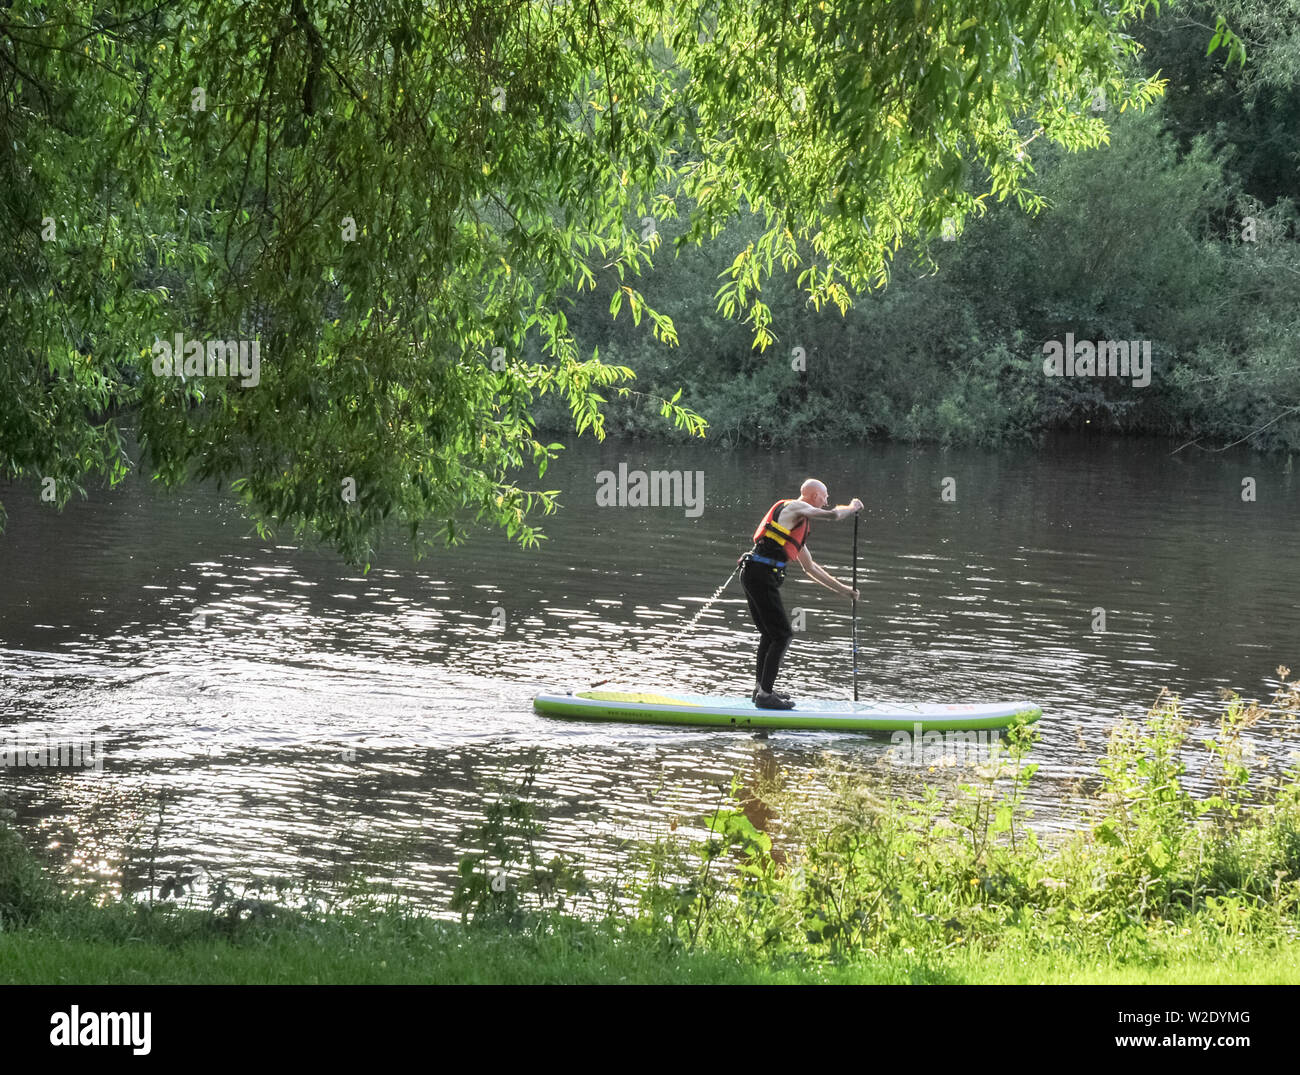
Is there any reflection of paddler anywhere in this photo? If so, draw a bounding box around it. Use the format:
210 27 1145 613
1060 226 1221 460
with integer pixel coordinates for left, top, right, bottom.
738 747 786 867
739 479 862 709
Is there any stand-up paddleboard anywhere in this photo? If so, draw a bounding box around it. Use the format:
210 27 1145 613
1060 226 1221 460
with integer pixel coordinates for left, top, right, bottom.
534 690 1041 732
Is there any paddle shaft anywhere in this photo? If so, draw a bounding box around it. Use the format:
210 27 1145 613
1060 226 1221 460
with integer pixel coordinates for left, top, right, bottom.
852 513 859 702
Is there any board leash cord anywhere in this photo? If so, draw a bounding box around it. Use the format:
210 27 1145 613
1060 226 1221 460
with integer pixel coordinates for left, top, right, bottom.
589 563 740 688
674 563 741 641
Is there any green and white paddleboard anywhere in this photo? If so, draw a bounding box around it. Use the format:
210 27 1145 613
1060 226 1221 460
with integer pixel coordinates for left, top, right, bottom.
533 690 1042 732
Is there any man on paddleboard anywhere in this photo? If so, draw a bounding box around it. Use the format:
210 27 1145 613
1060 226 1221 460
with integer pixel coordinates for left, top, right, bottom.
741 480 862 709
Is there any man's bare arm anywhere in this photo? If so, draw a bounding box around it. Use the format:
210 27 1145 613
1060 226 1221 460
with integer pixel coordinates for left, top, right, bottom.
797 546 859 599
785 498 863 523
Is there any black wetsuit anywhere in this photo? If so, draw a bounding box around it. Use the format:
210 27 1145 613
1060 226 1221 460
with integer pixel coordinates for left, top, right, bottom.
741 502 808 692
741 554 792 692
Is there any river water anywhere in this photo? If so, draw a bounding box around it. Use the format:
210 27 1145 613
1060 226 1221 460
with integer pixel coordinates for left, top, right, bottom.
1 435 1297 911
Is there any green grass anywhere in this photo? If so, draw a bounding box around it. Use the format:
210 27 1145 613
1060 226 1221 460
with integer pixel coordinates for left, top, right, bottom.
3 902 1298 984
0 907 798 984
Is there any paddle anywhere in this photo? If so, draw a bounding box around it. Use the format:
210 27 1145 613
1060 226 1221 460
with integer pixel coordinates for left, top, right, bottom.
852 512 859 702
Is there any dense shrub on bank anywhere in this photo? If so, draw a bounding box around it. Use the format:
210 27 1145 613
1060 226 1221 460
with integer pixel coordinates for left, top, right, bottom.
534 97 1298 451
0 814 58 928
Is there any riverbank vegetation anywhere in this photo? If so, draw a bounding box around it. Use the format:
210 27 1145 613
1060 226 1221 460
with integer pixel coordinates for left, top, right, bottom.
4 670 1298 984
537 3 1300 450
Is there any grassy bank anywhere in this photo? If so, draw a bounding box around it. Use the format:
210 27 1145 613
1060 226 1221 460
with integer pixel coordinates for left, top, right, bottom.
4 903 1300 985
3 674 1300 984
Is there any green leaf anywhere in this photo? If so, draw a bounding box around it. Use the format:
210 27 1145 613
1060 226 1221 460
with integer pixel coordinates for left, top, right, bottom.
1095 819 1124 848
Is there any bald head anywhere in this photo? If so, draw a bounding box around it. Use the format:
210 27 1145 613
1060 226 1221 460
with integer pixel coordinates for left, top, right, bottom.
800 478 828 508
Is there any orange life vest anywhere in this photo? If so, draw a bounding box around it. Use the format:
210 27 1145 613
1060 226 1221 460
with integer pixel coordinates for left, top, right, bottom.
752 500 810 562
